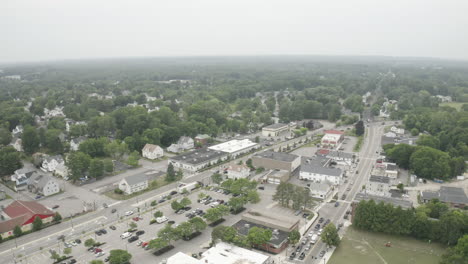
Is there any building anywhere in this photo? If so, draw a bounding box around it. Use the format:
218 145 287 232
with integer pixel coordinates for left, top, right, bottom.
166 242 271 264
299 157 343 185
366 175 391 197
262 169 289 184
0 200 54 239
308 182 332 200
44 106 65 118
142 144 164 160
316 149 354 165
27 174 60 197
371 163 399 183
390 126 405 135
194 134 210 146
70 136 86 151
321 130 344 148
167 136 194 153
232 210 299 254
10 137 22 152
12 125 23 136
262 123 290 137
118 174 149 195
41 155 65 172
226 164 250 180
252 151 300 175
11 168 37 191
420 186 468 208
353 193 413 211
208 139 258 158
169 148 227 173
54 163 69 180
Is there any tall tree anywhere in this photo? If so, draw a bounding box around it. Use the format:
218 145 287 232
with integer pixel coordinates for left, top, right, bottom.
355 120 364 136
89 159 104 178
247 227 272 247
166 163 176 182
0 128 12 146
67 151 91 181
0 146 22 176
22 125 39 154
108 249 132 264
321 223 340 247
32 216 43 231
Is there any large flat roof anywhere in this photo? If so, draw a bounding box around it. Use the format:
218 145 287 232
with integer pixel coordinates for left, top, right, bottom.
421 186 468 204
254 150 299 163
369 175 390 183
262 123 289 130
201 242 270 264
355 193 413 209
233 219 289 248
208 139 258 154
170 147 226 165
241 210 299 232
301 157 342 176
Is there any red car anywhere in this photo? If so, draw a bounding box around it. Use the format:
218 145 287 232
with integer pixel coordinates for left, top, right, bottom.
94 248 102 253
132 217 140 221
141 242 149 248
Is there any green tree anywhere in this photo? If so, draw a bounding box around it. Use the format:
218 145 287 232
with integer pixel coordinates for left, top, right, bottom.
79 137 108 157
204 205 229 223
154 211 163 218
89 159 104 178
53 212 62 222
103 159 114 173
410 146 451 179
321 223 340 247
84 238 96 247
129 222 137 229
104 141 128 161
229 196 247 212
176 169 183 180
22 125 39 154
63 247 72 255
148 237 169 250
397 183 404 193
0 128 12 146
89 260 104 264
174 222 194 240
45 129 64 154
108 249 132 264
383 144 416 169
166 163 176 182
247 226 272 247
189 217 207 232
126 151 140 167
67 151 91 181
13 225 22 237
355 120 365 136
440 234 468 264
0 146 22 176
179 197 192 208
157 224 179 242
171 201 182 211
246 190 260 203
32 216 43 231
288 230 301 245
211 173 223 184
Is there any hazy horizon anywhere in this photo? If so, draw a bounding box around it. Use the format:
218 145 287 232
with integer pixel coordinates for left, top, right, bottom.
2 0 468 63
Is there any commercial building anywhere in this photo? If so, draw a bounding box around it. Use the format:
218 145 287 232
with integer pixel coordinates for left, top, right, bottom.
316 149 355 165
166 242 271 264
226 164 250 180
299 157 343 185
0 200 54 239
252 151 300 175
420 186 468 208
262 169 289 184
308 182 332 200
321 130 344 148
262 123 290 137
232 210 299 254
208 139 258 158
365 175 391 197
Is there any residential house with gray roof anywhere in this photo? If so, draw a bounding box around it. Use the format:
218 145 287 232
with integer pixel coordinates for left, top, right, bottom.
27 174 60 197
118 174 149 195
421 186 468 208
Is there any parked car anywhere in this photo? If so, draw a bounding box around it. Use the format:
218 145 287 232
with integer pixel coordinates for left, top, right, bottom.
74 239 81 244
111 208 117 213
132 217 140 221
289 252 296 260
99 229 107 234
135 230 145 236
125 211 134 216
319 250 326 257
68 259 77 264
95 251 105 257
318 217 324 223
109 225 116 230
128 236 139 243
258 186 265 190
299 252 306 260
335 202 340 207
52 205 60 209
94 248 103 253
168 220 175 225
120 232 132 239
170 190 178 196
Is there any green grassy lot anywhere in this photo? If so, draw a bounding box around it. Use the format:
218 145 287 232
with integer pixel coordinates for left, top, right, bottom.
440 102 464 111
328 227 446 264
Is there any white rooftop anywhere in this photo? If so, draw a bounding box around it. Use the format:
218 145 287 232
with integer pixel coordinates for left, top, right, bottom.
208 139 258 154
166 252 201 264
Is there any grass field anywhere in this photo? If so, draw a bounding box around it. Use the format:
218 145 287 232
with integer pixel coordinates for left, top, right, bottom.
440 102 465 111
328 227 446 264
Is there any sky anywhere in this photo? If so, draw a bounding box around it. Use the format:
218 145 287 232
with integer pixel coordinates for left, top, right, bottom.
1 0 468 63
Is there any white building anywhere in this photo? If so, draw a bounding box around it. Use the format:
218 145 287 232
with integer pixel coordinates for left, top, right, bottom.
10 138 22 152
119 174 149 195
28 174 60 197
11 168 37 191
308 182 332 200
208 139 258 158
366 175 391 197
12 125 23 135
226 164 250 180
262 123 290 137
54 163 69 180
299 157 343 185
167 136 194 153
166 242 270 264
41 155 65 172
70 136 86 151
44 107 65 118
390 126 405 135
321 130 344 148
142 144 164 160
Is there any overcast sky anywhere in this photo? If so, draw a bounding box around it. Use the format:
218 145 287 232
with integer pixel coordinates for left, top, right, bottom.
1 0 468 63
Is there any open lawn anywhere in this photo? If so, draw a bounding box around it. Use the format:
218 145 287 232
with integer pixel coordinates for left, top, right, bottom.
440 102 465 111
328 227 446 264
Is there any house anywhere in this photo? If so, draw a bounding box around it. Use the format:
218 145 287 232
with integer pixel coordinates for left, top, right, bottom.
27 174 60 197
142 144 164 160
262 123 290 137
371 163 399 183
0 200 55 239
321 130 344 148
175 136 194 151
365 175 391 197
252 151 300 175
54 163 68 180
299 157 343 185
420 186 468 208
41 155 65 172
118 174 149 195
12 125 23 136
226 164 250 180
10 137 22 152
44 106 65 118
308 182 332 200
384 131 397 138
167 242 270 264
390 126 405 135
70 136 86 151
194 134 210 146
11 168 37 191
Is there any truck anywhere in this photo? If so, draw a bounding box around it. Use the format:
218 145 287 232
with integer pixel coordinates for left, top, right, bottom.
156 216 168 224
177 182 199 193
310 234 318 244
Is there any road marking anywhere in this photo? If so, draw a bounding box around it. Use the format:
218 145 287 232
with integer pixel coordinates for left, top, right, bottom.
108 201 122 207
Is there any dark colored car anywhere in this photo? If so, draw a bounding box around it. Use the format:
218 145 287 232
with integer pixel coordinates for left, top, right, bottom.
104 256 110 262
319 217 324 223
289 252 296 260
168 220 175 225
52 205 60 209
258 186 265 190
128 236 139 243
315 224 320 229
184 206 192 211
87 247 95 252
319 250 326 257
299 252 306 260
170 191 178 196
158 199 166 203
136 230 145 236
68 259 77 264
99 229 107 234
111 208 117 213
74 239 81 244
95 230 102 236
109 225 116 230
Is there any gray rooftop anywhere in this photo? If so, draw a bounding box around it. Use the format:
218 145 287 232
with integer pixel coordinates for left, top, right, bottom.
233 219 289 248
321 150 354 160
355 193 413 209
263 123 289 130
29 174 54 189
369 175 390 183
301 158 342 177
124 174 149 186
386 164 398 171
170 147 226 165
421 186 468 205
254 150 299 163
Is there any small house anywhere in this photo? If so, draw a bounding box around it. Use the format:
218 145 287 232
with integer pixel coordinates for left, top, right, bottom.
41 155 65 172
142 144 164 160
28 174 60 197
118 174 149 195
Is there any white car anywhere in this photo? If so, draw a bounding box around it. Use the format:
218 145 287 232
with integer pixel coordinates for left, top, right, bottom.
71 241 77 247
120 232 132 239
156 216 168 224
125 211 134 216
210 202 220 208
95 252 105 257
318 229 323 235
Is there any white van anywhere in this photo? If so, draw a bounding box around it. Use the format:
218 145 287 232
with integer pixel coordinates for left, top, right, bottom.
120 232 132 239
310 234 318 244
156 216 168 224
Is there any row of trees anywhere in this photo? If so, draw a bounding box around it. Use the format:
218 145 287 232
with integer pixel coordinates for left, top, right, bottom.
273 182 314 210
148 217 208 250
211 225 273 249
353 199 468 246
